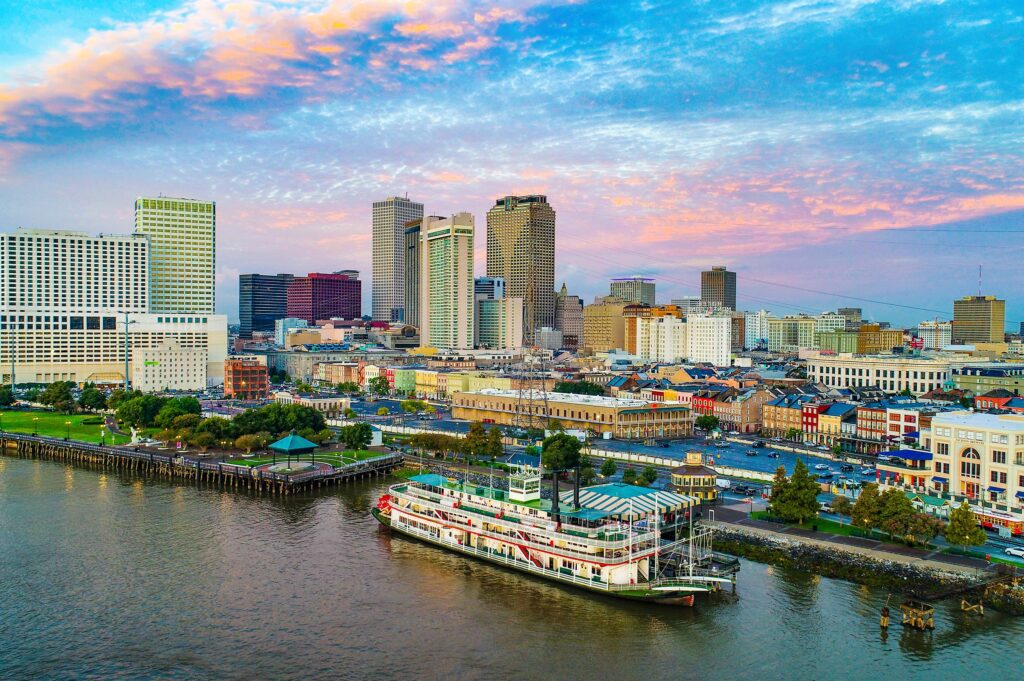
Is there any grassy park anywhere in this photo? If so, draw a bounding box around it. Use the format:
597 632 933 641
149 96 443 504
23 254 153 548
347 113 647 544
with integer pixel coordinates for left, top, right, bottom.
0 409 132 445
224 449 382 468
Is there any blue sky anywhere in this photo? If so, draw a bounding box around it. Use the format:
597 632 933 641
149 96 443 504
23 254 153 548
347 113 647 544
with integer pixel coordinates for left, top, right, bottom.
0 0 1021 326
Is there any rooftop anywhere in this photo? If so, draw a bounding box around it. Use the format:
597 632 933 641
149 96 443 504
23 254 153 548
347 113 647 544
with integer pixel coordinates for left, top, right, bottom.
931 411 1024 431
464 388 659 408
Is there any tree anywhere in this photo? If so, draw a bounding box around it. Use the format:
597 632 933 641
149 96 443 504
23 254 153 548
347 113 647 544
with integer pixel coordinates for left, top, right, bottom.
234 434 261 454
367 376 390 396
464 421 488 458
878 488 916 540
580 464 597 486
343 408 357 419
400 399 427 413
78 383 107 412
830 495 853 523
339 422 373 450
107 389 141 411
945 502 986 550
117 394 167 428
622 467 637 485
24 387 41 402
905 513 943 546
0 385 14 407
425 405 436 415
546 419 565 433
641 465 658 485
553 380 604 396
600 458 617 478
542 432 583 520
377 407 390 416
196 416 235 441
484 427 504 461
851 483 881 532
695 415 720 432
188 431 216 451
785 427 801 441
336 381 361 394
772 459 819 524
39 381 76 413
768 466 790 517
831 443 842 456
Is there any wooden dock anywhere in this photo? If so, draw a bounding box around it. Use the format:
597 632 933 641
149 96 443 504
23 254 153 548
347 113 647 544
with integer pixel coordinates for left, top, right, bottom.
0 432 403 495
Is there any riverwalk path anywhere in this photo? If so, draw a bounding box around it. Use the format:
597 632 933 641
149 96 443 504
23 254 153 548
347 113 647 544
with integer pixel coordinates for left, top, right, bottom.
711 501 993 576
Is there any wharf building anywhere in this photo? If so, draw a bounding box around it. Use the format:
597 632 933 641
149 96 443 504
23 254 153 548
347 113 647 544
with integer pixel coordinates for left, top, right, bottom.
286 271 361 325
452 389 694 440
0 228 226 387
238 273 293 338
134 196 216 314
373 196 424 322
486 195 555 343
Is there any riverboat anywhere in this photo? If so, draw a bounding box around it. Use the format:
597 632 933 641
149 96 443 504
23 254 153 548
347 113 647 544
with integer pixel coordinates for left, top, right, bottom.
373 466 739 606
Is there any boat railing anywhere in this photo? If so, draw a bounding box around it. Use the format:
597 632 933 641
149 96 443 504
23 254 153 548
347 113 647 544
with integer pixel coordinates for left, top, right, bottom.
395 485 651 544
390 490 658 555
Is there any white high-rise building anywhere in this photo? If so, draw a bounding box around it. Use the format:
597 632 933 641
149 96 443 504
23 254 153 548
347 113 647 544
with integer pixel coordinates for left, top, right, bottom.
134 196 215 314
744 309 772 350
918 320 953 350
373 196 424 322
0 228 226 387
635 315 687 363
815 312 847 333
419 213 475 350
686 314 732 365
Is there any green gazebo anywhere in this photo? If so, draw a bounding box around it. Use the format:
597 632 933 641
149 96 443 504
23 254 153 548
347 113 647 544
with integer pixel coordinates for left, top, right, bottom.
269 430 318 466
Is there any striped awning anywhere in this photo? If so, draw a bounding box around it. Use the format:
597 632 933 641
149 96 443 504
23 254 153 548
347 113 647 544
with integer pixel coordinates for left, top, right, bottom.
559 483 697 519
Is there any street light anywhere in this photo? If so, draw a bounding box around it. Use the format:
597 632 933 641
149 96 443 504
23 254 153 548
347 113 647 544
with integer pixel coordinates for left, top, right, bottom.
99 425 105 446
32 416 38 436
65 420 71 441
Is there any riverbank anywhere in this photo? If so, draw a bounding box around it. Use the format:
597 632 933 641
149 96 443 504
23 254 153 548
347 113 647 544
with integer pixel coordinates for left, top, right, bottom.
710 523 1024 615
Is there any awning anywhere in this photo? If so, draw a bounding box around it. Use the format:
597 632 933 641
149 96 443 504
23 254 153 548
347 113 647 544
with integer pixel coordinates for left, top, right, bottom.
987 486 1005 494
888 448 932 461
1017 491 1024 500
931 476 948 484
903 431 919 438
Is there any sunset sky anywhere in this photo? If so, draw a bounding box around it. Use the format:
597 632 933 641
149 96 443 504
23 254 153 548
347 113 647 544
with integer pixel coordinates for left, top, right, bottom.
1 0 1021 326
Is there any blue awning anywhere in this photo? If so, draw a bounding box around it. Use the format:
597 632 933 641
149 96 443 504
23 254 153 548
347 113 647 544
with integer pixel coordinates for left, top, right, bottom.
903 431 919 438
888 448 932 461
1017 491 1024 500
987 486 1005 494
931 476 948 484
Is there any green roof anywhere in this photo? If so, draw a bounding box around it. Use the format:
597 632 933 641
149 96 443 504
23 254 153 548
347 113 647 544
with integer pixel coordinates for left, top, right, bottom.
269 431 318 453
907 492 949 507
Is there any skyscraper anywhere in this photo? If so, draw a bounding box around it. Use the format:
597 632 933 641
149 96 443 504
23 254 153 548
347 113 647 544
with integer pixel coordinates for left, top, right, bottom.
953 295 1005 344
286 272 361 324
403 219 423 328
419 213 475 350
554 283 584 350
610 276 655 305
239 273 294 338
134 196 216 313
474 276 505 301
372 196 424 322
700 266 736 311
486 195 555 342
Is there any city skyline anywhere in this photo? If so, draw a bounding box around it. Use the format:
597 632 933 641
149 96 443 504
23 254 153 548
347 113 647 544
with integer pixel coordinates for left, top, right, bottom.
1 1 1022 325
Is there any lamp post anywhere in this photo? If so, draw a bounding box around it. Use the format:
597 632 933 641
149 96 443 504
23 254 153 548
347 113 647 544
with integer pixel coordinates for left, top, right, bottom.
65 420 71 441
99 426 105 446
32 416 38 436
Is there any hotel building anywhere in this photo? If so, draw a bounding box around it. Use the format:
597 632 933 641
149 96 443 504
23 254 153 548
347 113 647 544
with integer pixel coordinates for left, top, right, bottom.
373 196 424 322
419 213 475 350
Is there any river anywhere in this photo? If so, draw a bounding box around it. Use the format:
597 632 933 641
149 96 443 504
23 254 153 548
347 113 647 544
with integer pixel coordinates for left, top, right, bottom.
0 456 1019 680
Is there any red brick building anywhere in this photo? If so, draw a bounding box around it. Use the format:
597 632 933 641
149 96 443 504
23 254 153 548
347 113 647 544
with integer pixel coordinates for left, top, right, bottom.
224 357 269 400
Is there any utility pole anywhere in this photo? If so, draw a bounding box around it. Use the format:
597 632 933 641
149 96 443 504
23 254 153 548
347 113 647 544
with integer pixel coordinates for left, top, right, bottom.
123 312 135 392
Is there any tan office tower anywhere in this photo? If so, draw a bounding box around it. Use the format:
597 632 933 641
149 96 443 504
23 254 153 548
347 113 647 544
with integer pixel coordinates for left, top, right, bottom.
953 295 1005 343
700 266 737 311
419 213 475 350
486 195 555 342
372 196 424 322
134 196 215 313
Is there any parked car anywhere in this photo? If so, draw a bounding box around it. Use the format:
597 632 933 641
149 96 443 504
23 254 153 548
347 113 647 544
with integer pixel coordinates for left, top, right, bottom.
1004 547 1024 558
840 464 855 473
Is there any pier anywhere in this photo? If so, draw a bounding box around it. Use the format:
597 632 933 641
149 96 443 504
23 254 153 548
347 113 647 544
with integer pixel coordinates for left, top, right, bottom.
0 432 403 495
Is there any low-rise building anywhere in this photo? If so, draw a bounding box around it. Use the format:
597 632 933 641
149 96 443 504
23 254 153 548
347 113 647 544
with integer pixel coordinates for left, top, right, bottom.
953 363 1024 396
806 353 962 396
132 341 208 393
451 389 693 439
224 356 269 400
670 451 718 502
272 391 350 418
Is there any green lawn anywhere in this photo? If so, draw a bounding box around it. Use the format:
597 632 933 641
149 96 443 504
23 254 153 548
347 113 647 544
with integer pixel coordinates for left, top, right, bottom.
224 449 381 468
0 409 132 445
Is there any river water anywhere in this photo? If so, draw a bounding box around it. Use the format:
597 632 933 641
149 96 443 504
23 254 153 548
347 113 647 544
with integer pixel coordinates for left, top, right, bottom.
1 456 1019 681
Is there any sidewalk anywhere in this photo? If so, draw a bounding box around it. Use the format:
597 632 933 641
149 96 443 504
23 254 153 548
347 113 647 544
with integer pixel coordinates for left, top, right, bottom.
711 502 994 577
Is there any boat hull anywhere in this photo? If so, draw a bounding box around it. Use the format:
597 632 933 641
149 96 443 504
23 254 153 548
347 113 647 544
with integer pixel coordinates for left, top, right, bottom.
372 508 699 606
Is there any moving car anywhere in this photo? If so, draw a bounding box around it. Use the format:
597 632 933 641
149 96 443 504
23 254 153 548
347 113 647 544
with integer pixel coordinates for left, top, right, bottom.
1005 546 1024 558
745 450 758 457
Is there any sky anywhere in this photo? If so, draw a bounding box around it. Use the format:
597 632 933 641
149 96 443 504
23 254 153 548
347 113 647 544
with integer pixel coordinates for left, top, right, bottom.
0 0 1022 327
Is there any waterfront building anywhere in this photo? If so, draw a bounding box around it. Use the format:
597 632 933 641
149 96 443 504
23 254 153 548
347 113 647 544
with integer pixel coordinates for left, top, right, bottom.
452 389 693 439
700 266 736 311
477 298 524 350
670 451 719 502
286 272 361 324
767 315 817 353
373 196 424 322
953 295 1005 344
486 195 556 342
274 318 308 346
581 296 628 354
743 309 772 350
239 273 293 338
419 213 475 350
953 364 1024 396
134 196 215 314
918 320 953 350
132 341 207 393
554 283 584 351
224 356 269 399
856 324 904 354
0 228 225 387
686 314 732 366
806 353 963 396
610 276 655 306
